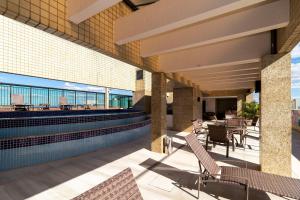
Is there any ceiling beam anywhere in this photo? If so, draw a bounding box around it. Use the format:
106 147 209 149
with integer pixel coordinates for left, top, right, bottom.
277 0 300 53
203 89 249 97
115 0 267 45
193 74 259 82
179 63 260 77
198 78 257 85
67 0 121 24
182 69 260 79
200 82 255 91
141 0 289 57
160 33 270 72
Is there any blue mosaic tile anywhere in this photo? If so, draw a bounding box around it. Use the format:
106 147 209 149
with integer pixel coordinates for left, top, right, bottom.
0 112 145 128
0 119 151 150
0 109 136 119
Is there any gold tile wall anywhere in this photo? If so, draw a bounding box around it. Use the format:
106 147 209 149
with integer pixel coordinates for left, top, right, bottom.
0 15 141 91
0 0 159 72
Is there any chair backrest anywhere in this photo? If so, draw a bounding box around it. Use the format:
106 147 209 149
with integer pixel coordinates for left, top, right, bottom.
207 124 228 142
192 119 202 134
11 94 24 105
59 96 68 105
226 117 244 127
185 133 221 175
72 168 143 200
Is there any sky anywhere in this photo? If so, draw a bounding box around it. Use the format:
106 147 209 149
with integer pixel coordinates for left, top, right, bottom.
292 42 300 99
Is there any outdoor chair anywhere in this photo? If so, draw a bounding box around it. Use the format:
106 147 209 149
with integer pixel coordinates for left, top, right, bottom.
207 124 235 157
185 133 300 200
72 168 143 200
225 117 248 146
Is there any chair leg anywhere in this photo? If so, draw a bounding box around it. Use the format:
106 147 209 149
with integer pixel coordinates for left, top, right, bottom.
245 185 249 200
226 142 229 157
232 135 235 151
198 176 201 199
205 136 209 150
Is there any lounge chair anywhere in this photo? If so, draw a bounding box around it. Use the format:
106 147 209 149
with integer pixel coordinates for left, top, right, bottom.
185 133 300 200
207 124 235 157
72 168 143 200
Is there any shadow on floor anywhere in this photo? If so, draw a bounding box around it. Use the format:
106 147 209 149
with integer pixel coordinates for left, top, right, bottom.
140 158 271 200
292 131 300 162
0 135 151 200
172 140 260 170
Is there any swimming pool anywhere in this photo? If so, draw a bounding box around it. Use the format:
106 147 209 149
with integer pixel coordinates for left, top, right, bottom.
0 110 151 171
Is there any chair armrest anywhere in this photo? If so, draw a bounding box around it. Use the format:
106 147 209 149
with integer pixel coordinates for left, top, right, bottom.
217 159 248 169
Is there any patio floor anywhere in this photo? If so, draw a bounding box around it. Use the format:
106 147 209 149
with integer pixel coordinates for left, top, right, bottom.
0 127 299 200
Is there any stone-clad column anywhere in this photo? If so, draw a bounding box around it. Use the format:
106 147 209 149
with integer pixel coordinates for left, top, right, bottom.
151 72 167 153
260 53 291 176
173 87 200 132
237 94 246 116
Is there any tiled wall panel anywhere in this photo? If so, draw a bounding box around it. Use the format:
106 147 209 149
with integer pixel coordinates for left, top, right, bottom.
0 15 139 91
0 0 159 72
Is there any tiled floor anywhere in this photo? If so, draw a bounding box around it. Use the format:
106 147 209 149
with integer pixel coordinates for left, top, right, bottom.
0 127 299 200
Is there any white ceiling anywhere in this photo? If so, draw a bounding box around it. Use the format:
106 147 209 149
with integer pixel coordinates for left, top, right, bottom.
68 0 290 91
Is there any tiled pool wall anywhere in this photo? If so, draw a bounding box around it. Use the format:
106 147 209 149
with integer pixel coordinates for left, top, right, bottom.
0 112 147 138
0 110 151 171
0 109 136 118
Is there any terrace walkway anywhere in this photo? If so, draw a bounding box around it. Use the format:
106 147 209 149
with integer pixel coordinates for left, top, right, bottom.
0 127 299 200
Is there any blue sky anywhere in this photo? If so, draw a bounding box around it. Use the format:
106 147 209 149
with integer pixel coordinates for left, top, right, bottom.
0 73 133 96
292 42 300 99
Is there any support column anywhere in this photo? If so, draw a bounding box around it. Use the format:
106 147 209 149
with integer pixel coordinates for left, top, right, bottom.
133 70 151 113
237 94 246 116
173 87 200 132
260 53 291 176
151 72 167 153
105 88 109 109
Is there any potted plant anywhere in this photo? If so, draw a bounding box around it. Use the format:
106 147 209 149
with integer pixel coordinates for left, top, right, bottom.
241 101 259 125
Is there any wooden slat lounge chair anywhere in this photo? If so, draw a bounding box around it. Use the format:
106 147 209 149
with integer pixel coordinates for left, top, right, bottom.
72 168 143 200
185 133 300 200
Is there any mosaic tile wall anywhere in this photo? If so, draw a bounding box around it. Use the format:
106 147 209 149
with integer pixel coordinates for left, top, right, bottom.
144 70 152 95
0 119 151 171
0 15 141 91
0 0 159 72
0 108 136 118
0 111 145 129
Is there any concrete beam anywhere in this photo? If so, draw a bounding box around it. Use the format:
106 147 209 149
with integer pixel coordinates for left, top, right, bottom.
196 75 259 83
200 81 255 91
203 89 248 97
182 69 260 80
141 0 289 57
67 0 121 24
159 33 270 72
278 0 300 53
180 63 260 77
115 0 267 44
198 78 257 85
